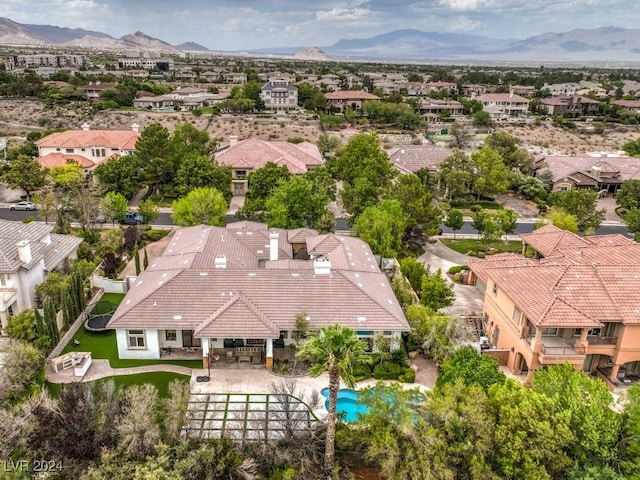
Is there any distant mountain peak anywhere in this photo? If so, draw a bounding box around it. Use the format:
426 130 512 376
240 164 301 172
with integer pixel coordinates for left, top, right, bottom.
175 41 211 52
293 46 331 61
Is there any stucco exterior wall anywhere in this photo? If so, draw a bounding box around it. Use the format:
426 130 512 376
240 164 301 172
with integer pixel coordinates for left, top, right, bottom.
116 328 160 359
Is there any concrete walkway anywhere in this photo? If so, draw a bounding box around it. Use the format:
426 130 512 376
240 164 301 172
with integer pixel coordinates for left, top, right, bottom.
46 359 192 384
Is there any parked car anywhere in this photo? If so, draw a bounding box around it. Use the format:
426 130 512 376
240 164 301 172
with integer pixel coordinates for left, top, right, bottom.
10 201 36 211
120 211 143 225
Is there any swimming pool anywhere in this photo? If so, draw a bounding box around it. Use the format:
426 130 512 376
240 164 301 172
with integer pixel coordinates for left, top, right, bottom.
320 388 369 422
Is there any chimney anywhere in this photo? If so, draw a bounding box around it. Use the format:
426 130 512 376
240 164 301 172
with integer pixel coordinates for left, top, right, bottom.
229 135 238 148
131 123 140 132
313 257 331 275
214 255 227 269
81 122 90 131
509 90 514 98
269 231 279 261
16 240 32 264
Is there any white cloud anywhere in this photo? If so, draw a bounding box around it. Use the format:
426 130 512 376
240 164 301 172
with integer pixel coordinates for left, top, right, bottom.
315 6 371 22
437 0 492 11
449 16 482 31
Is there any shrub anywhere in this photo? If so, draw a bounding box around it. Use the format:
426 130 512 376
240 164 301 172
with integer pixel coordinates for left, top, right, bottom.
398 368 416 383
79 228 100 244
453 273 463 283
390 348 408 366
22 216 36 224
461 265 470 270
448 265 463 274
477 251 486 258
373 361 402 380
365 352 382 367
468 251 478 257
353 363 372 382
144 229 170 242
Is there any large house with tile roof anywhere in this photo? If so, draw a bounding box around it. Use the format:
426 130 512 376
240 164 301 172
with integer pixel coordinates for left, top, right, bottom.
324 91 380 113
107 222 410 369
0 220 82 333
534 154 640 194
475 92 530 118
35 123 140 171
468 224 640 389
538 95 600 117
215 137 324 196
386 145 453 175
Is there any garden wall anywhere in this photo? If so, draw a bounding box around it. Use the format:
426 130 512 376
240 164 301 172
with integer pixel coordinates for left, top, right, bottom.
91 273 128 294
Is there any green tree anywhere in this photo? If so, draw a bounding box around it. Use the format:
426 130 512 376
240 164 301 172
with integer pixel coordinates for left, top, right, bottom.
624 208 640 234
449 121 471 149
303 166 336 202
170 122 215 161
622 137 640 157
488 379 574 479
484 131 533 173
6 310 37 344
552 189 605 234
619 385 640 477
539 208 579 233
437 346 506 392
472 109 492 127
135 123 173 193
32 190 58 224
386 174 443 241
616 179 640 211
175 154 232 200
471 146 510 200
340 174 383 221
94 154 142 199
532 364 621 467
133 243 140 276
316 134 341 158
238 162 292 219
49 162 84 189
265 176 333 231
117 384 161 459
420 267 455 311
444 209 464 239
100 191 128 225
137 199 159 225
406 304 470 363
399 257 428 295
353 200 408 258
296 324 367 471
171 187 228 226
0 341 44 407
2 154 48 200
437 149 474 200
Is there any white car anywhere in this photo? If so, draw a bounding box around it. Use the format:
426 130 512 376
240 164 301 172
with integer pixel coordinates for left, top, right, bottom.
10 201 36 211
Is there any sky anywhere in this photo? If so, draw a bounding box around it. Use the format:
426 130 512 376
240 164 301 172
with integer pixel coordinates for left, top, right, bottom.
2 0 637 50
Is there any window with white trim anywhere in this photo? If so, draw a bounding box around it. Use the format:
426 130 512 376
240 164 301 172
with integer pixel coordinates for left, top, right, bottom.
165 330 177 342
128 329 146 348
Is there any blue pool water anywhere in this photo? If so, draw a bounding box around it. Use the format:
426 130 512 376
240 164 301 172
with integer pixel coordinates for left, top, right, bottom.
320 388 369 422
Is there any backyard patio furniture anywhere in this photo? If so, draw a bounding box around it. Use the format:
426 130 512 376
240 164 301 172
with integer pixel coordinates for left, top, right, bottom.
226 351 235 362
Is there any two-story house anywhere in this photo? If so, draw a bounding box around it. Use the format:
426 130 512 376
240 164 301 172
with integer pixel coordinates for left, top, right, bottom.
475 92 530 118
538 95 600 117
215 136 323 196
260 79 299 113
35 123 140 170
107 222 410 369
0 220 82 333
324 91 380 114
468 224 640 389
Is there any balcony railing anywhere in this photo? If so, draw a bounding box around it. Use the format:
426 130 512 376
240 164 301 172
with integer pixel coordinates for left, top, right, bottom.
540 344 586 356
587 336 618 345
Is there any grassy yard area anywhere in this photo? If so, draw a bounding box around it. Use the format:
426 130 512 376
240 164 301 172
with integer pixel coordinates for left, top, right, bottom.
47 372 189 399
91 293 125 315
441 239 523 255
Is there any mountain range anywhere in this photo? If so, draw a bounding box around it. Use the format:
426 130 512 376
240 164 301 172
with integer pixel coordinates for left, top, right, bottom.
2 17 640 63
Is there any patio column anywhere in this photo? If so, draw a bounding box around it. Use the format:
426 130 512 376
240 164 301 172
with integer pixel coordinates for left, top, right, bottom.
390 331 402 351
575 328 589 350
531 328 543 353
201 338 209 369
265 338 273 369
609 363 621 383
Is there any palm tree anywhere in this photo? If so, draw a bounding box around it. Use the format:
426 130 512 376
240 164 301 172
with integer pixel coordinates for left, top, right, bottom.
297 324 367 471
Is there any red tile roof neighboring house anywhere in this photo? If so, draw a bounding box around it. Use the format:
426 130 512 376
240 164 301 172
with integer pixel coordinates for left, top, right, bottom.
36 153 95 169
386 145 453 174
215 138 323 175
469 225 640 327
324 91 380 100
35 129 139 151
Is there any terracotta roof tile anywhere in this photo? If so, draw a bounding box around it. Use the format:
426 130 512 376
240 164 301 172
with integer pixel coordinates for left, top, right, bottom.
36 129 139 151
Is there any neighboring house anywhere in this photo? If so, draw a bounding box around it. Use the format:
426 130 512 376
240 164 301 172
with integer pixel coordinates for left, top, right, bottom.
117 57 174 70
386 145 453 175
260 79 299 113
224 72 247 84
424 81 458 95
79 82 118 101
475 92 530 118
533 154 640 194
0 220 82 333
538 95 600 117
509 85 537 96
417 99 465 121
106 222 410 368
215 137 323 196
468 224 640 389
324 91 380 113
35 123 140 170
461 84 488 97
612 99 640 116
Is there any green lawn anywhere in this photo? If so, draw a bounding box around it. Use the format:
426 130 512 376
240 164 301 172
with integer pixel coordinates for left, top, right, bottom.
441 238 523 255
47 372 189 399
62 293 201 369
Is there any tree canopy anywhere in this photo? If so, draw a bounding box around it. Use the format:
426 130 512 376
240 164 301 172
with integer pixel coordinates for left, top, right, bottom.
171 187 228 226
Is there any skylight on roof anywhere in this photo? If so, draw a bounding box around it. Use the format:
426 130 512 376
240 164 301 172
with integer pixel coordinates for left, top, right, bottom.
173 315 182 320
357 316 367 322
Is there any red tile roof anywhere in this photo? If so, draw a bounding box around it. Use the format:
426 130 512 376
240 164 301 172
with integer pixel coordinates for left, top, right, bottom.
108 224 408 337
215 138 323 175
36 129 139 150
36 152 95 169
470 226 640 327
325 91 380 100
